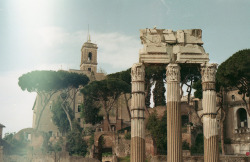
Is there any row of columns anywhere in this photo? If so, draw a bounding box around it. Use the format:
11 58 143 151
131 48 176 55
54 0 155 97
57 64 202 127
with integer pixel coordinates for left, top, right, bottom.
131 63 218 162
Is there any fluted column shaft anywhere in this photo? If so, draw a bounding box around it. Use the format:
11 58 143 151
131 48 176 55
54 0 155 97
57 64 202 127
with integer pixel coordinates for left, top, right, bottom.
131 63 145 162
201 63 219 162
166 64 182 162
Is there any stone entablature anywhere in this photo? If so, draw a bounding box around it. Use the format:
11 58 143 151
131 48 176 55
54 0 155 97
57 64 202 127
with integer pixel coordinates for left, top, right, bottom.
139 28 209 64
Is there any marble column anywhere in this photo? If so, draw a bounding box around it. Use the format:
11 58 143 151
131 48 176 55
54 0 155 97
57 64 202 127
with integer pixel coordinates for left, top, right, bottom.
166 64 182 162
201 63 219 162
131 63 145 162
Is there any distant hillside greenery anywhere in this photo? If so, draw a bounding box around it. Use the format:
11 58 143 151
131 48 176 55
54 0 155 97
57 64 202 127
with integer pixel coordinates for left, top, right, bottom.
2 132 29 155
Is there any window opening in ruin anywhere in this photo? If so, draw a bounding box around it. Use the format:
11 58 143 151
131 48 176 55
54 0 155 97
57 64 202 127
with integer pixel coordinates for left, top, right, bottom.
88 68 91 72
182 115 189 126
88 52 92 61
232 95 235 101
194 101 198 111
49 131 52 137
181 115 189 133
78 105 81 112
78 118 80 122
49 105 52 110
27 133 31 140
237 108 248 128
102 148 112 156
111 125 116 131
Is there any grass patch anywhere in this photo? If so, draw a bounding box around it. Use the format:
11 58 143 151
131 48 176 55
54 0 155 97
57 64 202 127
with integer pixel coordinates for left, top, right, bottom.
118 156 130 162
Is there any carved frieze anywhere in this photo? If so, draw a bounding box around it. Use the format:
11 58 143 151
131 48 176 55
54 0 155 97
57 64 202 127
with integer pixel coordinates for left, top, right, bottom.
166 64 181 82
140 28 162 45
201 63 217 82
131 63 145 82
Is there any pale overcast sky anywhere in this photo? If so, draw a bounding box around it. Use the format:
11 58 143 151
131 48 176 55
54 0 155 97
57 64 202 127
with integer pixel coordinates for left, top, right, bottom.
0 0 249 135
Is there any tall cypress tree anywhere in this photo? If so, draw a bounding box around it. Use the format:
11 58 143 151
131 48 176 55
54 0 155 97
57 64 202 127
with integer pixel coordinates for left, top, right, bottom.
153 66 166 107
153 77 166 106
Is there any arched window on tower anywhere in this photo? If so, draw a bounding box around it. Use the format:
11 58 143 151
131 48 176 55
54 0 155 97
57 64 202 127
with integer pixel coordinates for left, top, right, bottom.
237 108 248 128
88 52 92 61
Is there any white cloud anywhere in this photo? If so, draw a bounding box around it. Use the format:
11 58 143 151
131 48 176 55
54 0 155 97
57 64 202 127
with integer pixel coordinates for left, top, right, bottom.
31 26 141 71
93 32 140 70
0 27 142 134
34 27 83 49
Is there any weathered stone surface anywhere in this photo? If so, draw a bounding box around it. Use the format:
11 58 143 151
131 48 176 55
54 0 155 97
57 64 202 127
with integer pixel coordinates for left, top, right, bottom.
166 64 182 162
131 137 145 162
131 63 146 162
177 30 185 44
183 29 203 45
201 63 217 83
139 28 209 64
163 29 176 43
204 136 219 162
201 64 219 162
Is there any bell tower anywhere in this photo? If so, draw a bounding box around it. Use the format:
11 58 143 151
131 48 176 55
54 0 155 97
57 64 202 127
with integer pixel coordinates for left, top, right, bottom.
80 33 98 73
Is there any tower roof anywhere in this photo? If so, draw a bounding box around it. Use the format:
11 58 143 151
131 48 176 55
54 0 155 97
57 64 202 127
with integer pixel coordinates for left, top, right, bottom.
81 26 98 49
0 123 5 128
82 41 98 49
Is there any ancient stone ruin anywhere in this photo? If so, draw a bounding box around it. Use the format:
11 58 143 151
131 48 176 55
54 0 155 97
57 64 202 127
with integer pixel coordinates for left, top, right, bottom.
131 28 218 162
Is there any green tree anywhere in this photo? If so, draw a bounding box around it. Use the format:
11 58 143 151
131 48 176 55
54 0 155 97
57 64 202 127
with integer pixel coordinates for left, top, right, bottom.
18 70 89 130
80 97 103 125
153 78 166 107
2 132 29 155
107 68 131 86
51 98 74 134
215 49 250 154
144 65 166 107
47 137 63 162
146 110 167 154
179 64 201 103
66 122 88 156
192 80 202 99
217 49 250 115
191 133 204 154
81 78 130 130
108 69 132 120
151 65 166 107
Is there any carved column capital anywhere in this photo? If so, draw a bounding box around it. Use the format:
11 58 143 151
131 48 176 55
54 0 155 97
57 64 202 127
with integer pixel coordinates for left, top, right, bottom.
201 63 217 82
166 63 181 82
201 63 217 91
131 63 145 82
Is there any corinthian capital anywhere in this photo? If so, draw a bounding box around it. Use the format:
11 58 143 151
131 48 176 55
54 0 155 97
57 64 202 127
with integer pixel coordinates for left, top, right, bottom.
131 63 145 82
166 64 181 82
201 63 217 82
